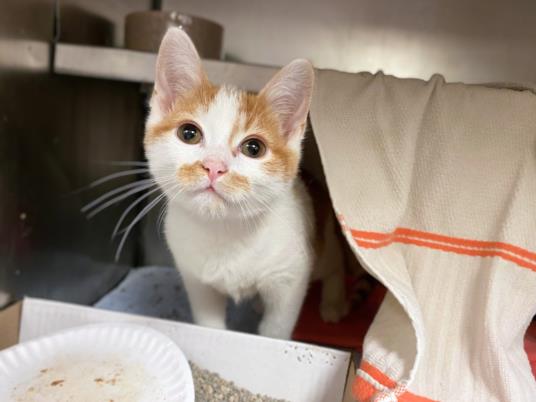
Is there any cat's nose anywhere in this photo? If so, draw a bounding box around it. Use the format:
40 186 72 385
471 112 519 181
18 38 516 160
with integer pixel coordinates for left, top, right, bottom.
202 159 228 182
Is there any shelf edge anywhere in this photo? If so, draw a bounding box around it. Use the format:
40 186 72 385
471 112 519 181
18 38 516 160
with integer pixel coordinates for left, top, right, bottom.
54 43 280 92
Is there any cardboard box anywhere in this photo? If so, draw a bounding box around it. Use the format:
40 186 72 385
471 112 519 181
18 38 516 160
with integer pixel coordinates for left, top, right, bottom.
0 298 357 402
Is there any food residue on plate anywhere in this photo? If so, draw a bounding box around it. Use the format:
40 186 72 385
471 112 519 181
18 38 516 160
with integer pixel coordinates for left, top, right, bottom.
11 358 161 402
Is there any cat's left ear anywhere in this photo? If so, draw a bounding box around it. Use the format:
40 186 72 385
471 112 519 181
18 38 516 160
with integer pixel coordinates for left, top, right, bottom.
153 28 206 114
260 59 314 143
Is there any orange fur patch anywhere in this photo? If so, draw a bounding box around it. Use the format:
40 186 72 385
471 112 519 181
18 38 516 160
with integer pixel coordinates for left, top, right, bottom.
177 161 205 185
264 149 299 180
145 79 218 144
235 92 300 181
221 172 250 192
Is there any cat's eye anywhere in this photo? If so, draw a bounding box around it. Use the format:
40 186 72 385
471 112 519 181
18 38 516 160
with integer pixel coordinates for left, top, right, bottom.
177 123 202 144
240 138 266 158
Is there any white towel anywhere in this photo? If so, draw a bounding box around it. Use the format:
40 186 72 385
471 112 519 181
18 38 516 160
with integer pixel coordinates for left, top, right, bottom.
310 70 536 401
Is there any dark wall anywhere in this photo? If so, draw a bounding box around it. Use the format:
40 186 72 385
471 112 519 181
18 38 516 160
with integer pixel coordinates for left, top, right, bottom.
0 0 152 307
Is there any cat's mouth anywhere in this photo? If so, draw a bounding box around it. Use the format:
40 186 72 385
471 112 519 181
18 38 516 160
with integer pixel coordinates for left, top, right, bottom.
199 184 226 201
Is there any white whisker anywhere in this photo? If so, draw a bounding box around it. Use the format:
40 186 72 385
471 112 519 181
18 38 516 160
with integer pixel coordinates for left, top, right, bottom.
69 168 151 196
87 168 150 188
111 176 176 238
114 190 169 261
81 178 155 213
94 160 149 167
156 182 182 236
86 181 159 219
156 202 168 237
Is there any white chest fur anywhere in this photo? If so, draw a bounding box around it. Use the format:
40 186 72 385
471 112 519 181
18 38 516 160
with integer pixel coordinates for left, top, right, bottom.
165 180 314 303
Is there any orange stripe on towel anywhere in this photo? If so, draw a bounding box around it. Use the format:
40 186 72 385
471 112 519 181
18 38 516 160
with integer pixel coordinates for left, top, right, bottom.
345 225 536 272
354 361 436 402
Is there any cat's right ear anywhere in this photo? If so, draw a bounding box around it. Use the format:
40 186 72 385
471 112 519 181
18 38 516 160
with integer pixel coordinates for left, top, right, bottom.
153 28 206 113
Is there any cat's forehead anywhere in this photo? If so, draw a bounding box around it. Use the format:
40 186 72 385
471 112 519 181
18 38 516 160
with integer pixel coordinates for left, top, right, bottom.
196 86 241 145
194 86 282 145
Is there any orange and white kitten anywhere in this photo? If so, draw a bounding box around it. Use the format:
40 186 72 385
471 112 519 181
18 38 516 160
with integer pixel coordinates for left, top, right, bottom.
144 28 347 339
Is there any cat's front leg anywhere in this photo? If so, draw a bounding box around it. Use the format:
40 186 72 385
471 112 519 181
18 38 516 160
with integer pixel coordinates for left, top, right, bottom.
181 270 227 330
258 273 309 339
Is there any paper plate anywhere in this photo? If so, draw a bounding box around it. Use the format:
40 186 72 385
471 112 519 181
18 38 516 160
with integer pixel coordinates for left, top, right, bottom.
0 323 194 402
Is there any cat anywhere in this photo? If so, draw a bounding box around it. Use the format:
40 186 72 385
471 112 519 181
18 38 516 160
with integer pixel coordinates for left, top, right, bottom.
144 27 349 339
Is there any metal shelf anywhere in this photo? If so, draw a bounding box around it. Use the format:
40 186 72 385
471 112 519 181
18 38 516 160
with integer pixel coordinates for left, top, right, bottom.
53 43 279 92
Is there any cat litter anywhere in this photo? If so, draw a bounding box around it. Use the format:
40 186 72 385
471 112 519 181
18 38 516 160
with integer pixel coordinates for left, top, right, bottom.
190 362 289 402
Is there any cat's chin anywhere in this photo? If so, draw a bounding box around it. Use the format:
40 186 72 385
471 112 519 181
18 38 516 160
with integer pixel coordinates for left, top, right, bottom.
168 190 233 220
169 190 266 221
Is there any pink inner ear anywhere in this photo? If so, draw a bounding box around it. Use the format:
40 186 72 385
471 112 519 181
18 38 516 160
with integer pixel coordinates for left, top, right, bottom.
260 59 314 138
155 67 174 113
154 28 205 113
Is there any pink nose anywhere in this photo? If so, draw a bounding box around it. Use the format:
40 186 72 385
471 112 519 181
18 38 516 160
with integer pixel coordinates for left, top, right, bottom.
202 159 228 182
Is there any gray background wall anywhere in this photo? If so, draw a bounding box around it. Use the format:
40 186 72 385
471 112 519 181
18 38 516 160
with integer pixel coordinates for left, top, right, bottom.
166 0 536 84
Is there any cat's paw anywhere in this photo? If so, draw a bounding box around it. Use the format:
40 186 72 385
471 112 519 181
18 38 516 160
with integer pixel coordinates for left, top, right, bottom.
320 300 350 323
258 321 292 340
196 317 227 330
